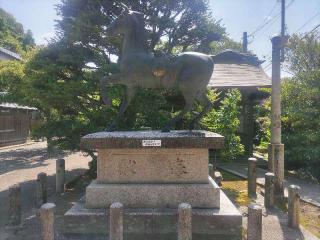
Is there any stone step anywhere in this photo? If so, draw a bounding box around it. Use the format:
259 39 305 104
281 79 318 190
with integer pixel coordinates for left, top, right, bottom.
62 190 242 240
86 177 220 209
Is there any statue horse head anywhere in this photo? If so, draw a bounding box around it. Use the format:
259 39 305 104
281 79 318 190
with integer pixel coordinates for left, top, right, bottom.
106 10 145 38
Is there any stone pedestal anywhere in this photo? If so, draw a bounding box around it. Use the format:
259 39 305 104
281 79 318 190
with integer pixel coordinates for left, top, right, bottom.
64 130 242 239
82 130 223 209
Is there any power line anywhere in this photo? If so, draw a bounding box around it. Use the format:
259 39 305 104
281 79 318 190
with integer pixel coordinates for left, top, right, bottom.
249 1 279 37
250 14 281 42
295 11 320 33
263 62 272 72
248 0 295 38
301 23 320 39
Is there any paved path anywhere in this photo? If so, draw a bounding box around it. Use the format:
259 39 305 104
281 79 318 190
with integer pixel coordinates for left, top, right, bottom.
219 162 320 207
240 194 319 240
0 141 90 227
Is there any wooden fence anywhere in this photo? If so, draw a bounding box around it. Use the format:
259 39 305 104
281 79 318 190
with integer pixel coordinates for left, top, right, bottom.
0 107 37 147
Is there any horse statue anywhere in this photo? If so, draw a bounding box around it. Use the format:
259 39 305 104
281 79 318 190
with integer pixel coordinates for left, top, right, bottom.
101 7 262 132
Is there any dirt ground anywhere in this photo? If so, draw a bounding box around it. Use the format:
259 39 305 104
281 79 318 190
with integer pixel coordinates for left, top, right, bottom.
0 141 90 240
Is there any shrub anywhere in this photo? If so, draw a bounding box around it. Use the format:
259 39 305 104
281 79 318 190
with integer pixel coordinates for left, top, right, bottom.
202 89 244 161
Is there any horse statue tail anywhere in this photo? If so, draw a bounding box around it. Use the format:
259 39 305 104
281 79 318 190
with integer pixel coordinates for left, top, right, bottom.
211 50 264 66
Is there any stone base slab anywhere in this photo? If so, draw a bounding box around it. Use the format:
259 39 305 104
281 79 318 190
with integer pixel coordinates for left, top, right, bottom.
86 177 220 209
63 191 242 240
97 148 209 184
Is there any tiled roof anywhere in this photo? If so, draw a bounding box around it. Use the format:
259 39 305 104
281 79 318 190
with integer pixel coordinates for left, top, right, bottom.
0 47 22 61
0 103 37 110
208 63 271 88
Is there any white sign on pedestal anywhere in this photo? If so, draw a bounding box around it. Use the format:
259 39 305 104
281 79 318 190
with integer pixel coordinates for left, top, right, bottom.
142 140 161 147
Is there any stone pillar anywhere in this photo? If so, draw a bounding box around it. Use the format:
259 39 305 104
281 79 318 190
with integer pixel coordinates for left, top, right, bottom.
8 184 21 226
248 158 257 197
247 203 262 240
110 202 123 240
56 159 65 194
36 172 47 206
269 35 288 196
264 173 275 209
38 203 56 240
288 185 300 228
270 36 282 145
268 143 284 195
178 203 192 240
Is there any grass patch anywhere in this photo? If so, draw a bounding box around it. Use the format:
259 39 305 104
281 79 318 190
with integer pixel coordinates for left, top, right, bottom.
221 172 250 206
300 202 320 238
220 169 244 181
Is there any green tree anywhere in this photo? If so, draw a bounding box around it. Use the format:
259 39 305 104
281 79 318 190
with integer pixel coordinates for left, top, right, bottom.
286 33 320 74
282 32 320 181
202 89 244 161
282 73 320 181
0 8 35 54
23 0 229 150
209 36 242 55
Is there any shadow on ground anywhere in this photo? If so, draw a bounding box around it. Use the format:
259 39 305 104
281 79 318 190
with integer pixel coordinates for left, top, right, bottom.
0 144 72 175
0 168 88 240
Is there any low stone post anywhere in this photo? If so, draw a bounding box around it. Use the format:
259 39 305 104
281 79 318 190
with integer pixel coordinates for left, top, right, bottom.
248 158 257 197
38 203 56 240
214 171 223 186
8 184 21 226
56 159 65 194
178 203 192 240
288 185 300 228
110 202 123 240
264 172 275 208
208 164 214 177
36 172 47 206
247 203 262 240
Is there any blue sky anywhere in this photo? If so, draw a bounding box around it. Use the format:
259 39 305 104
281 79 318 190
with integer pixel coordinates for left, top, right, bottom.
0 0 319 75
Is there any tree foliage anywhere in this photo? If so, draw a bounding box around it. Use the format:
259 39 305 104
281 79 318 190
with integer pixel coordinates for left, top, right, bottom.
282 33 320 181
0 8 35 102
202 90 244 161
282 72 320 181
0 8 35 53
21 0 233 150
0 0 243 166
286 33 320 74
56 0 225 58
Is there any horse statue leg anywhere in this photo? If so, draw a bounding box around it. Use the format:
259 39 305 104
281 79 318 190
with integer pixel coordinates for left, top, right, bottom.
106 86 135 132
100 78 112 107
100 73 124 106
162 89 196 132
189 91 213 130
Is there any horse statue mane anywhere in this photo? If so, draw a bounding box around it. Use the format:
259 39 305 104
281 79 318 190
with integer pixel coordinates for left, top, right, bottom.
101 9 263 132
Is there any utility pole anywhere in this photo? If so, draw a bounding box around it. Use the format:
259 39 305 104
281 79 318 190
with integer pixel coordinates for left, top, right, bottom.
280 0 286 62
268 0 289 195
281 0 286 37
269 36 286 195
243 32 248 53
